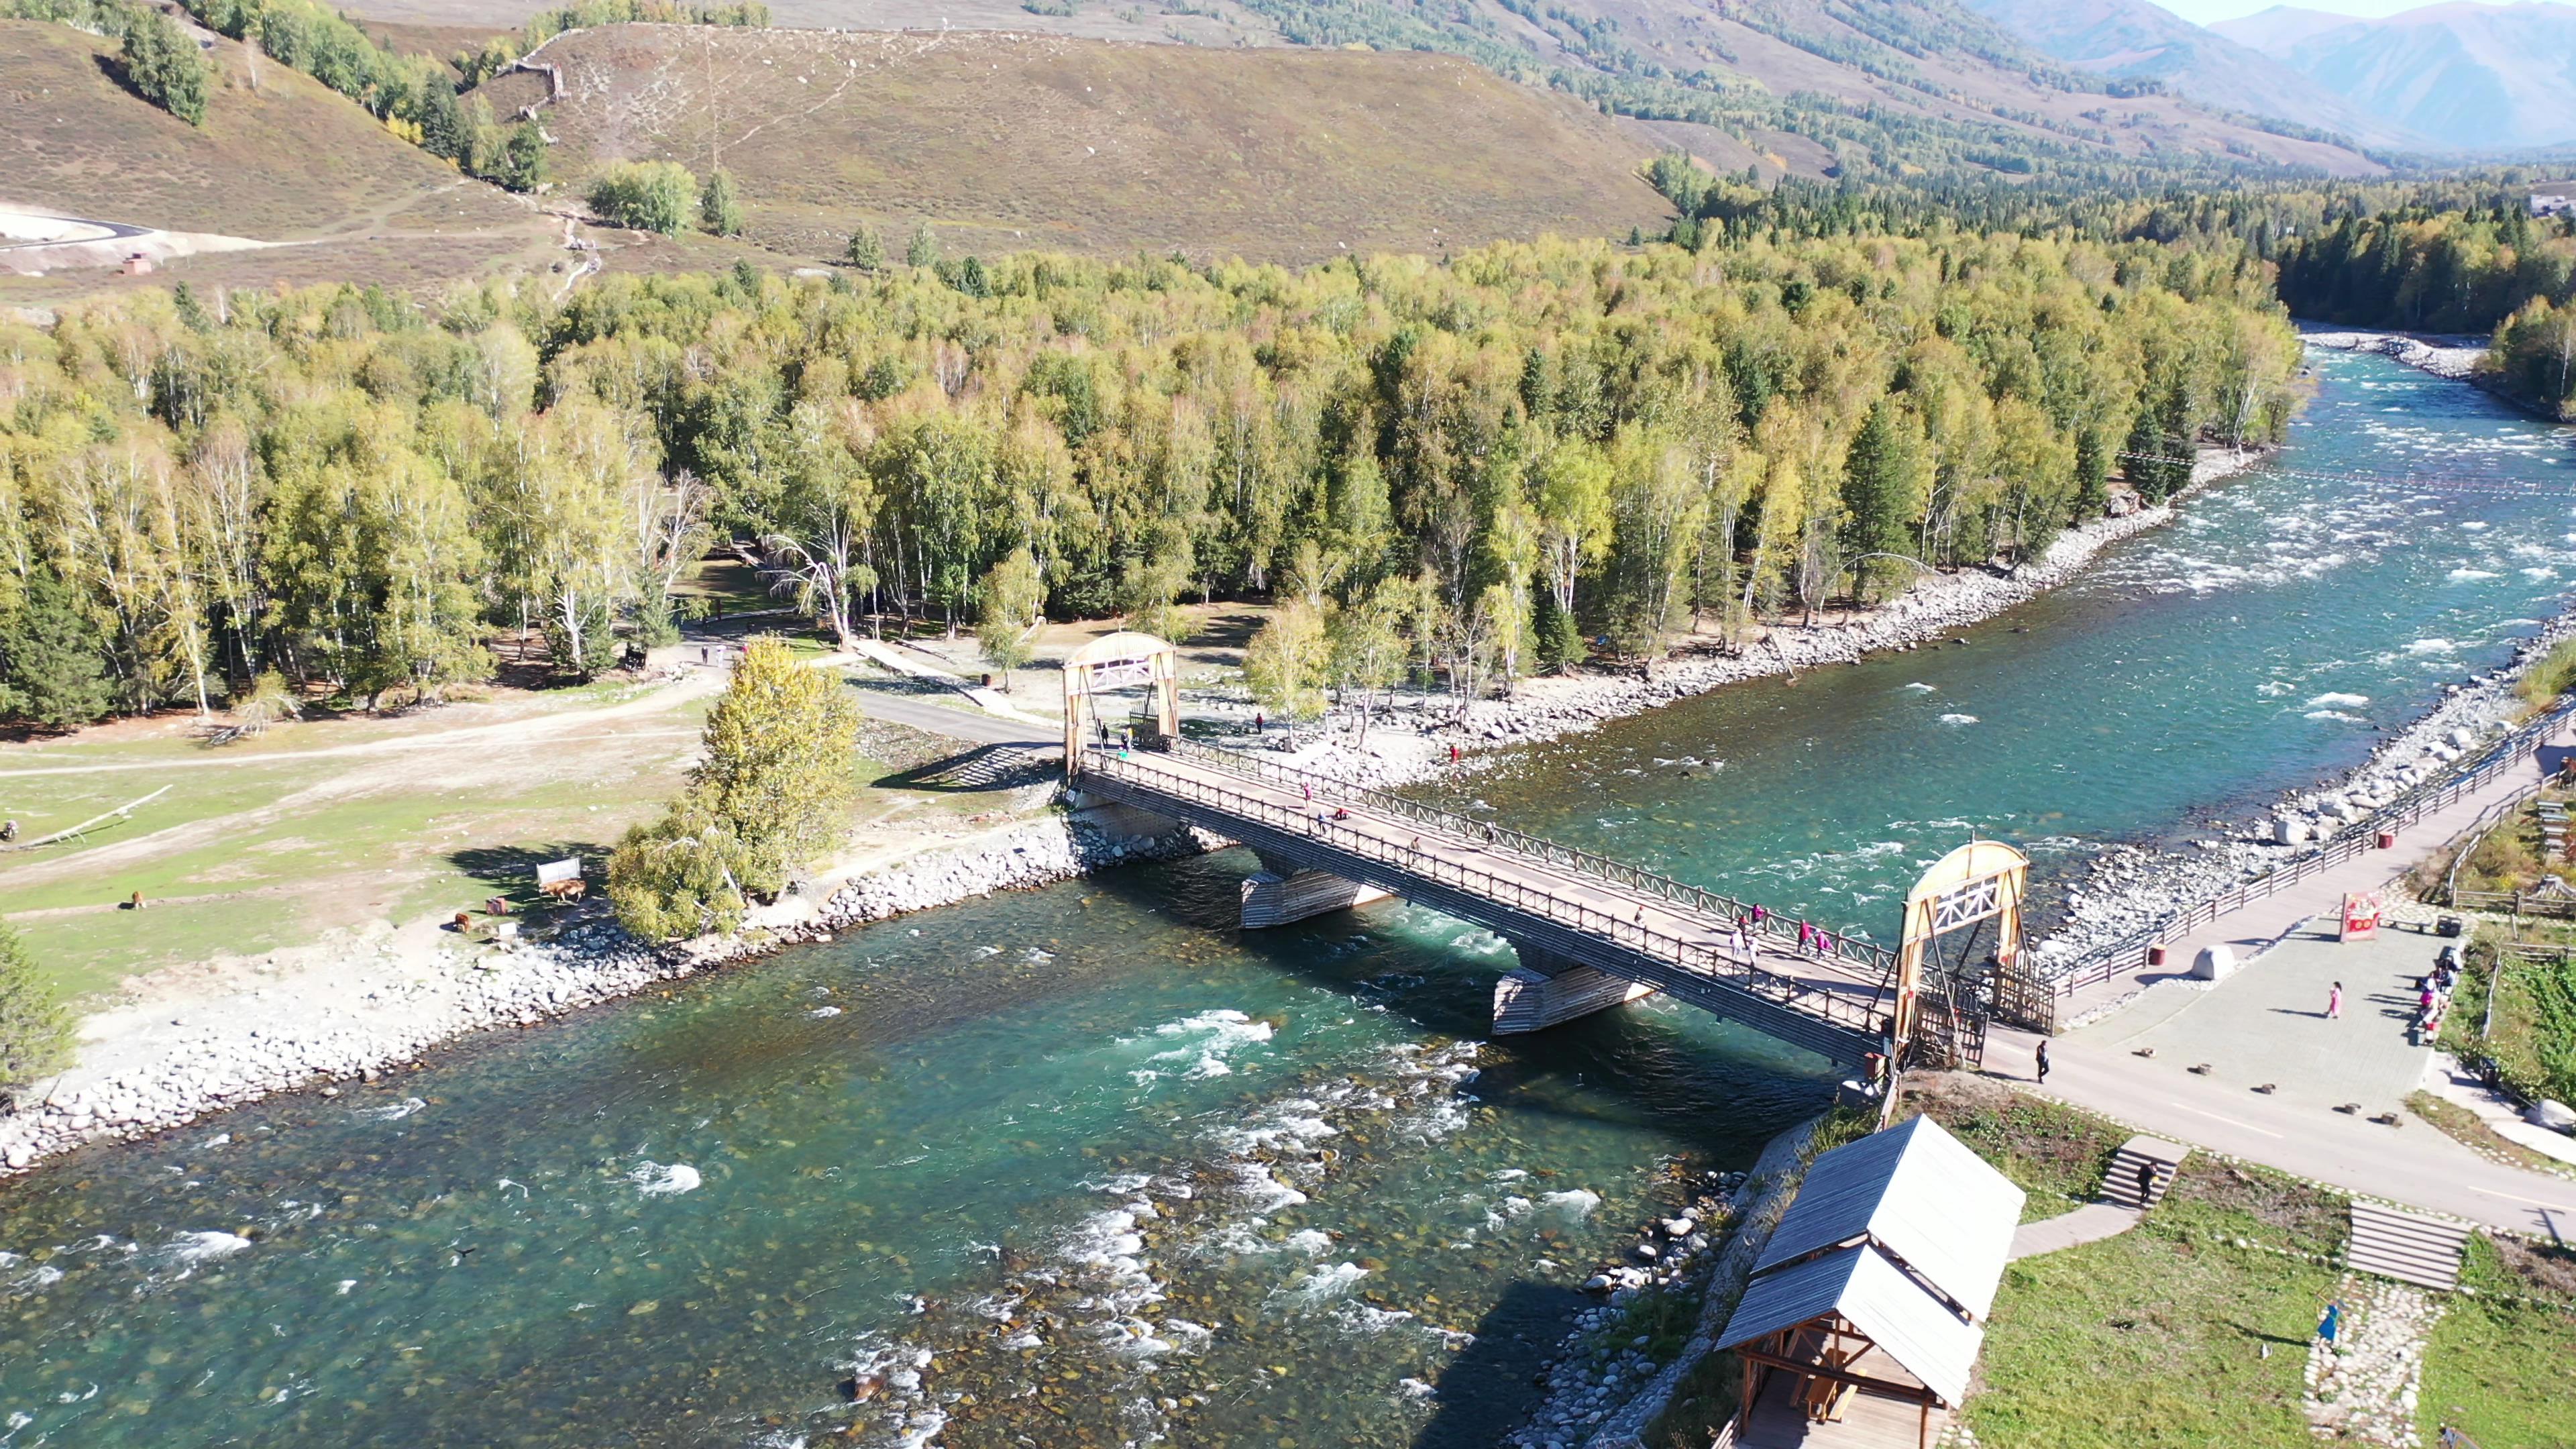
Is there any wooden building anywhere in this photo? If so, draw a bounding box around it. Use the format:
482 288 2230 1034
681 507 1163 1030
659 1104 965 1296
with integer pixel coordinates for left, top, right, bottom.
1717 1115 2024 1448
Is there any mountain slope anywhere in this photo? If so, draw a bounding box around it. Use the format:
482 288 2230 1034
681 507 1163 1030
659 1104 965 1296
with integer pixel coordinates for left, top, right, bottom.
2217 1 2576 151
470 27 1675 264
359 0 2386 180
1953 0 2409 148
1 18 532 241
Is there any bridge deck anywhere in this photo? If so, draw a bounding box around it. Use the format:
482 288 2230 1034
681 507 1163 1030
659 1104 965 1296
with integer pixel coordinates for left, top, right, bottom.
1076 742 1896 1065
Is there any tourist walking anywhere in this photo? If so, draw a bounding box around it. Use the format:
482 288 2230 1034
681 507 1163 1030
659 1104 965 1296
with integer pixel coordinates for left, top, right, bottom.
2317 1300 2343 1346
2034 1038 2050 1085
2326 981 2343 1020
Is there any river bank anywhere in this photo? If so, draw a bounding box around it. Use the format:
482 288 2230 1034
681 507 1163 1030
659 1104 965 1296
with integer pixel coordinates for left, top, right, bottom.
2302 327 2564 423
0 447 2276 1180
1232 444 2274 796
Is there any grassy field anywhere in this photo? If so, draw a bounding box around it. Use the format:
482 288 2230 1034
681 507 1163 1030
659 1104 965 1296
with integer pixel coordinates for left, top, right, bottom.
1890 1075 2345 1449
2420 1234 2576 1446
1895 1073 2126 1222
0 649 1037 1004
1968 1169 2339 1449
468 27 1672 266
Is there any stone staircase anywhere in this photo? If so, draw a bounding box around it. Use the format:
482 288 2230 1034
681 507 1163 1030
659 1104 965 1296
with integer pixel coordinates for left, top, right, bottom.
2101 1134 2190 1210
2347 1201 2473 1291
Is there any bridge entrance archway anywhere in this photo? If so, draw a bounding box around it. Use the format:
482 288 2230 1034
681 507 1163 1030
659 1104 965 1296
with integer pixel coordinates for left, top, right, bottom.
1063 631 1180 772
1894 840 2027 1068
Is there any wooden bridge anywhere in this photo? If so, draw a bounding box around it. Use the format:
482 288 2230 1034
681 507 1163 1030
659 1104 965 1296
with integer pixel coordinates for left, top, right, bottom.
1071 738 1927 1067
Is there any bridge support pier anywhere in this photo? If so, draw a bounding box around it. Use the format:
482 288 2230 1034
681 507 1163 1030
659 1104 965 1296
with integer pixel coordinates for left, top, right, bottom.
1240 852 1391 929
1492 943 1657 1035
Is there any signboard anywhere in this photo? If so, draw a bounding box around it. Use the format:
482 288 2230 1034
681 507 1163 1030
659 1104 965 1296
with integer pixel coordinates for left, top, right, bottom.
2341 890 2382 941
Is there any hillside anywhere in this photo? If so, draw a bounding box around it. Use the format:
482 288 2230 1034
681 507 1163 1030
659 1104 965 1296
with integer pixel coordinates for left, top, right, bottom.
469 28 1677 262
0 18 539 246
375 0 2386 182
1954 0 2410 149
2216 1 2576 152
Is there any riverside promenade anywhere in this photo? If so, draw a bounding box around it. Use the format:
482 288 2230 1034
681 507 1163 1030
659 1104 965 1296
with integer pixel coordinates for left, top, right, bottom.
1986 718 2576 1236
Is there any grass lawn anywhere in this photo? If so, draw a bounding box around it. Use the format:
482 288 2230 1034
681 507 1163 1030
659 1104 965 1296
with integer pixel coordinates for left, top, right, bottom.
2419 1235 2576 1448
0 671 1038 1003
1896 1074 2125 1222
1966 1155 2343 1449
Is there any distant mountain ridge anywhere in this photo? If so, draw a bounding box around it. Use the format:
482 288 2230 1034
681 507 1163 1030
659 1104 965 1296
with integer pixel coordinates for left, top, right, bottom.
2215 1 2576 151
1954 0 2414 146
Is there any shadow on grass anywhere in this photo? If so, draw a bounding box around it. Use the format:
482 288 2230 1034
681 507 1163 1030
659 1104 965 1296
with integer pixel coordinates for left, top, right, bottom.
447 841 612 904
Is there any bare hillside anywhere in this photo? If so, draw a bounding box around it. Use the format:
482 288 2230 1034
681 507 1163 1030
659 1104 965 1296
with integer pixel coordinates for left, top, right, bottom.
1 19 539 242
473 26 1674 262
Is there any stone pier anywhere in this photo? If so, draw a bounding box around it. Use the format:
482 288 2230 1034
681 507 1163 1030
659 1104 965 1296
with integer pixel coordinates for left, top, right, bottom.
1492 943 1658 1034
1239 852 1392 928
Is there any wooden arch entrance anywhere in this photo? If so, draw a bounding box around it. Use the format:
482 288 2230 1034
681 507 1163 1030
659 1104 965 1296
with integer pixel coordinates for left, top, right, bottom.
1063 631 1180 774
1892 839 2027 1067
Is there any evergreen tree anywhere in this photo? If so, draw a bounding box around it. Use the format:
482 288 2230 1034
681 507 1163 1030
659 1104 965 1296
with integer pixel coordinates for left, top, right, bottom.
906 220 940 269
500 122 547 193
1838 399 1925 601
419 79 466 162
121 7 209 125
700 167 745 237
0 922 72 1099
1532 588 1585 672
0 569 113 731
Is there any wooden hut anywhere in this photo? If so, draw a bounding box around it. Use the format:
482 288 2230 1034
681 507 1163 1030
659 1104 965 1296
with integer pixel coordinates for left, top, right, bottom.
1717 1115 2023 1448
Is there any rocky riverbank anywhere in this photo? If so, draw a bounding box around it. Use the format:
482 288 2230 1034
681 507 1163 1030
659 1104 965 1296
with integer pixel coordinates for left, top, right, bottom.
2029 603 2576 978
1226 445 2273 795
0 809 1208 1177
2302 328 2563 422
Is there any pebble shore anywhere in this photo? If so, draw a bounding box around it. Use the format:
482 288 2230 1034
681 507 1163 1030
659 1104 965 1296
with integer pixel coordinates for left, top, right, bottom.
0 810 1208 1178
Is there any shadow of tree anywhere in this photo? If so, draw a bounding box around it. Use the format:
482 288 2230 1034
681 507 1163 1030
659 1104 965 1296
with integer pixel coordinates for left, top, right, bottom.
447 841 611 905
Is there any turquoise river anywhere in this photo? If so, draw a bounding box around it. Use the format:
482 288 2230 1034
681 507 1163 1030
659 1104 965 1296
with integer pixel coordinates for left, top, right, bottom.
1 346 2571 1448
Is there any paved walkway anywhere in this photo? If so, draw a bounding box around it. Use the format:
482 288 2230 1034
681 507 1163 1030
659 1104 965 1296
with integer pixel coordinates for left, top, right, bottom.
2006 1202 2140 1260
1984 720 2576 1236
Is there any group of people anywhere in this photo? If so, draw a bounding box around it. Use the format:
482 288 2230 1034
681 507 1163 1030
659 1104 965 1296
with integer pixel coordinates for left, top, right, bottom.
2412 947 2462 1045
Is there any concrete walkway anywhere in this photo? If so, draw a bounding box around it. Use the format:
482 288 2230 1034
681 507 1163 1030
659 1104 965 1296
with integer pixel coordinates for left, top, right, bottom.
1984 720 2576 1236
2007 1202 2140 1260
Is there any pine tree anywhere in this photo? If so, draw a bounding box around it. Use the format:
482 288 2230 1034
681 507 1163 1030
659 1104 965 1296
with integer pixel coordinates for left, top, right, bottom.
0 568 113 731
121 7 209 125
1838 399 1924 601
0 921 72 1098
500 123 547 193
906 220 940 269
701 167 745 237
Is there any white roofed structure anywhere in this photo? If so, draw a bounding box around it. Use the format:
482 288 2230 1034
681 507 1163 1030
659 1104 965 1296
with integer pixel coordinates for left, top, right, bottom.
1717 1114 2025 1449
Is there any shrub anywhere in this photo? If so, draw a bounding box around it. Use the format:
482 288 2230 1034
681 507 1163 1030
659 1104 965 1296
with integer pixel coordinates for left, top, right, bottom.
0 922 72 1098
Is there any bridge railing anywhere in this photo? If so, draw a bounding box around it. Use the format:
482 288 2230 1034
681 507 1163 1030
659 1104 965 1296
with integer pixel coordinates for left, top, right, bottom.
1132 737 1901 980
2037 696 2576 1004
1080 744 1897 1041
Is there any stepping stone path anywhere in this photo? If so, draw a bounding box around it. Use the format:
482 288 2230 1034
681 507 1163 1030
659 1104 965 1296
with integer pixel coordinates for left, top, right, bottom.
2305 1274 2440 1448
2348 1201 2472 1291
